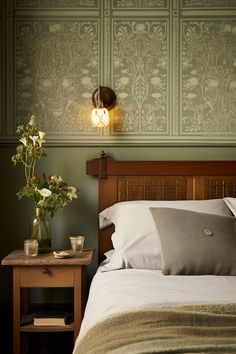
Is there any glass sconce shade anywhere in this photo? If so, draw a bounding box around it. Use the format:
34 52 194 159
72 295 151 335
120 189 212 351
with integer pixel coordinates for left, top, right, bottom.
91 86 116 127
91 107 110 127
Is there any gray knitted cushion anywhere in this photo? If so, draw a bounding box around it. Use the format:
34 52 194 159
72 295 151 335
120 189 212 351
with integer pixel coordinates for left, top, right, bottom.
150 207 236 275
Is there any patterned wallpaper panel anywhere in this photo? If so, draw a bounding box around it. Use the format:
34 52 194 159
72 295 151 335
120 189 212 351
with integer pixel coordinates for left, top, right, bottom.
112 19 169 135
181 19 236 135
1 0 236 145
15 19 99 134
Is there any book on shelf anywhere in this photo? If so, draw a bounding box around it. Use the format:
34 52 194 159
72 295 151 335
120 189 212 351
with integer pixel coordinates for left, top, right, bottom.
21 311 73 326
34 311 73 326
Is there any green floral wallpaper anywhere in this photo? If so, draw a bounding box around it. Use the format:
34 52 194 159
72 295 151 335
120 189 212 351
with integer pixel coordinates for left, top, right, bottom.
181 20 236 135
16 20 98 133
1 0 236 145
112 20 168 134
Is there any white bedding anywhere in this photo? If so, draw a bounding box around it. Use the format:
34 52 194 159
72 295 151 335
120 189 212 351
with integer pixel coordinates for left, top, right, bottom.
74 266 236 352
72 198 236 353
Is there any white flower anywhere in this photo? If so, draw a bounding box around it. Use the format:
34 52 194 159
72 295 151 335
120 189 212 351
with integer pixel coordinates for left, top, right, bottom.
37 188 52 198
36 130 46 147
19 137 27 146
67 186 78 200
38 131 45 139
29 115 35 126
37 131 46 147
37 139 45 147
30 135 38 146
51 175 63 183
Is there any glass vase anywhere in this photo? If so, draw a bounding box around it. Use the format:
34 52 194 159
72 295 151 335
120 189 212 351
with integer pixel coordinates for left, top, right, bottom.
31 207 51 253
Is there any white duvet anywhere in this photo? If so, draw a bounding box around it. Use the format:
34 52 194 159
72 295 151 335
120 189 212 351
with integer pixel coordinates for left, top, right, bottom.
73 266 236 352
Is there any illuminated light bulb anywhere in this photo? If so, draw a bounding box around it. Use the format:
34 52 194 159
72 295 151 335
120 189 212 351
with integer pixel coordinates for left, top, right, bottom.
91 108 110 127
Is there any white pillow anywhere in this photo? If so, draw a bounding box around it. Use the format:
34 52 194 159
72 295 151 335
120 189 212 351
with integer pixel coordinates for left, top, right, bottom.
223 197 236 217
100 199 232 271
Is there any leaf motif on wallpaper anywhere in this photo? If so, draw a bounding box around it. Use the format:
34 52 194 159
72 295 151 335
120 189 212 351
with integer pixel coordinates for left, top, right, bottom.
141 104 167 132
183 24 202 45
113 104 139 132
132 60 149 106
112 20 168 134
181 20 236 134
15 20 98 133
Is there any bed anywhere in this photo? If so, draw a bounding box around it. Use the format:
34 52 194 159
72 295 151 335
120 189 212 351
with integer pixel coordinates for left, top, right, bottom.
73 153 236 354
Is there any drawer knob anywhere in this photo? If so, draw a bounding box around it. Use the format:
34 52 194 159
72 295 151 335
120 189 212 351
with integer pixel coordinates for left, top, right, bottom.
42 267 50 275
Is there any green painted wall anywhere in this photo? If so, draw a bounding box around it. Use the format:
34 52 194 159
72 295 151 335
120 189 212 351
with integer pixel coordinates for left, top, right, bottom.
1 0 236 304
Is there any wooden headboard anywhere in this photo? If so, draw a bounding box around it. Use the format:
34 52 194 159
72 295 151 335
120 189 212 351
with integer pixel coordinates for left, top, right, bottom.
86 153 236 262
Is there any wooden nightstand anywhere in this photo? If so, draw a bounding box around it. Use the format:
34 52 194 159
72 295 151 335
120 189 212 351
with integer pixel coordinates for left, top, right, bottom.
1 248 94 354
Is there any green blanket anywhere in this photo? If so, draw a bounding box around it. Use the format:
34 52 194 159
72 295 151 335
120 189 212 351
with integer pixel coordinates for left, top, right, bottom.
74 304 236 354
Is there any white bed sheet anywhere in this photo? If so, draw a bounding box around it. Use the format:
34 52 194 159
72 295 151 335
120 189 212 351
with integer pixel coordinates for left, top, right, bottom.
75 266 236 349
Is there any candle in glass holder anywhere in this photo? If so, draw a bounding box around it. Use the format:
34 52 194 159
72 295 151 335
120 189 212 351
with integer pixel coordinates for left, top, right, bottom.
69 236 85 253
24 239 39 257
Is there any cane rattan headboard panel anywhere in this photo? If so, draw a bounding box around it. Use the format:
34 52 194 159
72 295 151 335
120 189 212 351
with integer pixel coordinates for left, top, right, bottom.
86 153 236 262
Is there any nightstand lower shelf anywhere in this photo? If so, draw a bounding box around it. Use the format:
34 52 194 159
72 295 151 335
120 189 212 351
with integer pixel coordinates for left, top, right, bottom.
20 323 74 332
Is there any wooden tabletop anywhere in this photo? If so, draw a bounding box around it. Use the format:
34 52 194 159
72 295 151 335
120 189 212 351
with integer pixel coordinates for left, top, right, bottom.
1 249 95 266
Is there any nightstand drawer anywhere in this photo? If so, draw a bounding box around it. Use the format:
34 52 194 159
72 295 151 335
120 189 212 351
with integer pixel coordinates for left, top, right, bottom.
19 266 76 287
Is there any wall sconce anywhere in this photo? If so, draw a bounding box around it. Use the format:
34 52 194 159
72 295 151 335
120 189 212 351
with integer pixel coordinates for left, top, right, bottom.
91 86 117 127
